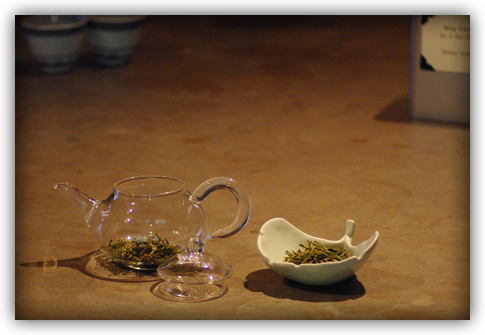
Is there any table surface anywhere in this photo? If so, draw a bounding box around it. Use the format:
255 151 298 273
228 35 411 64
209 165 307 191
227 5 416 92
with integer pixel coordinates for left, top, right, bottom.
15 15 470 320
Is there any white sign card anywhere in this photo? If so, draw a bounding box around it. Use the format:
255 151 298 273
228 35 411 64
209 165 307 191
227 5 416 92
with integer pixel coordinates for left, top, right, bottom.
420 15 470 74
409 15 470 124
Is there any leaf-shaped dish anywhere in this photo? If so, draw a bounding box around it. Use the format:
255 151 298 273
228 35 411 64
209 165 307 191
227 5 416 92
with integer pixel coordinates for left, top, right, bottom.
257 218 379 286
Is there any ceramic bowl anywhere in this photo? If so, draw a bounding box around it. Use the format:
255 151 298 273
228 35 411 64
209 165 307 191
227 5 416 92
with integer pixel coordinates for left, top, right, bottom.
257 218 379 286
21 15 88 74
87 15 146 66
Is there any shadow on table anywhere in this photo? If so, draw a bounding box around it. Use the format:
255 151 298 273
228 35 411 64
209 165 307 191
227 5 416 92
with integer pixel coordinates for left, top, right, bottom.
374 96 411 123
375 95 470 128
15 52 129 77
19 250 160 283
244 269 365 302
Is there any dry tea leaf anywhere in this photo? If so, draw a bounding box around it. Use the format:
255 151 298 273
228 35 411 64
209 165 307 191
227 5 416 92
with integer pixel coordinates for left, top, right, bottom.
105 234 182 266
284 240 350 265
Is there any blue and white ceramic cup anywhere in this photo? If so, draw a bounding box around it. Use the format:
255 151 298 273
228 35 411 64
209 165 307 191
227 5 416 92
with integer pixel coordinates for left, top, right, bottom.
87 16 146 67
21 15 88 74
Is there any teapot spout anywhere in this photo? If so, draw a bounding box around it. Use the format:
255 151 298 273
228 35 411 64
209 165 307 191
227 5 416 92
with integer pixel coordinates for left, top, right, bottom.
54 182 99 223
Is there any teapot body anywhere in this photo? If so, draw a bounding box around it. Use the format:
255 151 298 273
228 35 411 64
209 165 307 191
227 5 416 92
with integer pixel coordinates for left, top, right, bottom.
90 176 208 269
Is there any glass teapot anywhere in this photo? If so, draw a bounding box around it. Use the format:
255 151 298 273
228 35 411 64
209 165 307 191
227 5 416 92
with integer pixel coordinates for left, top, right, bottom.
54 176 251 271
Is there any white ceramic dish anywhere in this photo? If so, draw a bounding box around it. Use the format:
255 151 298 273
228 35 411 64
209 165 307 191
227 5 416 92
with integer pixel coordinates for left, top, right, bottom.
257 218 379 286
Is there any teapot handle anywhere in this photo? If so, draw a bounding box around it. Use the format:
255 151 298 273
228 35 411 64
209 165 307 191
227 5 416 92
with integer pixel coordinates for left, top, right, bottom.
191 177 251 239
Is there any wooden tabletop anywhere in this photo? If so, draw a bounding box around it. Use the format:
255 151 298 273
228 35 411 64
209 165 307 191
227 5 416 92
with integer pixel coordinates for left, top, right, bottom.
15 15 470 320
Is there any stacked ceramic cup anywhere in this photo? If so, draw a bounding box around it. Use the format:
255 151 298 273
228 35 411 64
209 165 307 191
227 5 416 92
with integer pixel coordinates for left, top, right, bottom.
87 15 146 67
21 15 88 74
21 15 146 74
